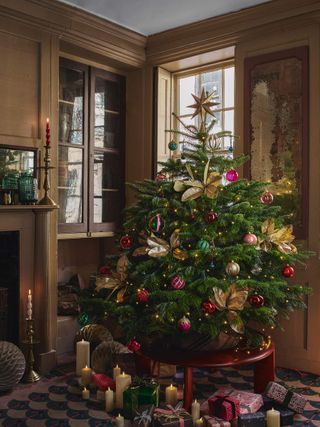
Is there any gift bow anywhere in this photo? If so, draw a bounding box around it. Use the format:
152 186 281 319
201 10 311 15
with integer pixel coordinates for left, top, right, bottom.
174 161 222 202
133 231 188 260
95 255 129 302
257 218 297 254
134 405 154 427
210 284 248 334
154 402 186 427
211 395 238 419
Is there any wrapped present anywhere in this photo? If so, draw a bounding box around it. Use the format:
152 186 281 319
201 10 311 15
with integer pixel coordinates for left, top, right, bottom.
203 415 231 427
133 377 160 406
208 395 240 421
261 396 274 411
265 382 307 414
278 407 294 426
91 373 115 391
238 412 265 427
153 402 193 427
124 386 140 419
201 389 263 416
133 405 155 427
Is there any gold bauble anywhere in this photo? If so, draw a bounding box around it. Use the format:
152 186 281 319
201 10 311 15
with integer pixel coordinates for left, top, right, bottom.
225 261 240 276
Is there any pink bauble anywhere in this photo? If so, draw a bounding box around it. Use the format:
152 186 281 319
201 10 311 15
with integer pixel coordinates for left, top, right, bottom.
171 275 185 289
226 169 239 182
178 316 191 332
260 191 274 205
243 232 258 245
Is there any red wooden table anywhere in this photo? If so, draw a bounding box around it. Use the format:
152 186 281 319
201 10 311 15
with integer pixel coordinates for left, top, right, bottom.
136 342 275 411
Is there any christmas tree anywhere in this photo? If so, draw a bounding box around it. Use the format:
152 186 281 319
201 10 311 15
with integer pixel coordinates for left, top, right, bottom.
80 89 309 350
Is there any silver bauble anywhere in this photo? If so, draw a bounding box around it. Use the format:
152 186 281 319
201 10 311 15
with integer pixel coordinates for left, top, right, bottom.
225 261 240 276
0 341 26 390
251 264 262 276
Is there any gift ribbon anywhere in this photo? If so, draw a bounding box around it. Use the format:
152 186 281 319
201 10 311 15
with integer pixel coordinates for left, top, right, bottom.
154 402 186 427
134 405 154 427
211 395 237 419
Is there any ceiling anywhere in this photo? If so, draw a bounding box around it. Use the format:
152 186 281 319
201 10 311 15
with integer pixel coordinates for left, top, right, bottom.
58 0 270 36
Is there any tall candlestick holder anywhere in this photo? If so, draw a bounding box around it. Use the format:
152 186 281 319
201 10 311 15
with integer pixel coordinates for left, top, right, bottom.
38 144 57 206
22 318 41 383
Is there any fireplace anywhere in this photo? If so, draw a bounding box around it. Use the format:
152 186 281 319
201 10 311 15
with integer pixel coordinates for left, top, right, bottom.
0 231 19 343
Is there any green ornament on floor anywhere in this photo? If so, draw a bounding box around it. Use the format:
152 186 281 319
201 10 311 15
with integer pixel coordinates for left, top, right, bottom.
196 239 210 251
168 140 178 151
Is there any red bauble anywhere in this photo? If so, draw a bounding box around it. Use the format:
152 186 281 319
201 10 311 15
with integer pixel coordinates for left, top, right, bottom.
243 232 258 245
136 288 149 303
127 338 141 352
249 294 264 308
282 264 295 278
171 275 185 289
178 316 191 332
201 300 217 314
226 169 239 182
120 235 133 250
260 191 274 205
99 266 111 275
155 173 166 182
204 211 218 224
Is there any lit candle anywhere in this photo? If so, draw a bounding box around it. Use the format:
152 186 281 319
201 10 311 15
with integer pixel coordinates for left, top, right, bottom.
82 387 90 400
165 384 178 406
115 371 132 409
27 289 32 320
105 387 114 412
115 414 124 427
191 399 200 423
76 339 90 376
113 364 121 380
195 418 204 427
46 118 50 146
81 365 92 386
266 408 280 427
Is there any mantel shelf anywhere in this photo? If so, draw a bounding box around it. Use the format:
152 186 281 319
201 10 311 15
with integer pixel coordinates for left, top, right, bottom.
0 204 59 213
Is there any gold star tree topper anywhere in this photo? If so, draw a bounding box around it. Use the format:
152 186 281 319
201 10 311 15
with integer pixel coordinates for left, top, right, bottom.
187 88 219 120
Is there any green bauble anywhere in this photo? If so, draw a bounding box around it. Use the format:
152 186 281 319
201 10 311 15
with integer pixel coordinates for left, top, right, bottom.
196 239 210 251
78 312 90 327
168 140 178 151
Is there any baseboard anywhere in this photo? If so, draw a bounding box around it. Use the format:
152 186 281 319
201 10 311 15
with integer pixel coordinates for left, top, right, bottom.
38 349 57 374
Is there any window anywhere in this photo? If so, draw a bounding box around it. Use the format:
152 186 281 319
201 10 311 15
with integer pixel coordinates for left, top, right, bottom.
175 64 235 151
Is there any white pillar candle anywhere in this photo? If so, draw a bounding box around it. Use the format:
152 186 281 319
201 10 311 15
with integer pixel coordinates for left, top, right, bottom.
105 387 114 412
191 399 200 423
76 339 90 376
81 365 92 386
195 418 204 427
115 414 125 427
97 389 105 401
82 387 90 400
165 384 178 406
115 371 132 409
113 364 121 380
27 289 32 320
267 408 280 427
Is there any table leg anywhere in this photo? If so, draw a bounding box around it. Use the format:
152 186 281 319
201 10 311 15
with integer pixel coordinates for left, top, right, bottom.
254 350 275 393
183 366 193 412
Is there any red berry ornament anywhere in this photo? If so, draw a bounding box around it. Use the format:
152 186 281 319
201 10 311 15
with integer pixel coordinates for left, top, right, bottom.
127 339 141 352
249 295 264 308
171 275 185 289
136 288 149 303
282 264 295 278
178 316 191 332
204 211 218 224
226 169 239 182
201 300 216 314
155 173 166 182
260 191 274 205
243 232 258 245
99 266 111 275
120 235 133 250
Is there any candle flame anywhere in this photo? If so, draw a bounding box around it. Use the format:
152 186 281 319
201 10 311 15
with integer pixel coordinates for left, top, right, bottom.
85 365 88 368
46 117 49 123
84 387 87 390
28 289 31 295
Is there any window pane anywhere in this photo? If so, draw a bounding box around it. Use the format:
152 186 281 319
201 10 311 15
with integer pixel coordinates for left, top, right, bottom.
179 76 196 115
58 146 83 224
224 67 235 108
200 70 222 108
224 110 234 134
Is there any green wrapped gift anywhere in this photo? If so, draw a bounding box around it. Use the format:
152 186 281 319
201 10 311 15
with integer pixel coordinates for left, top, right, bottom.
123 379 160 419
123 386 140 419
137 380 159 406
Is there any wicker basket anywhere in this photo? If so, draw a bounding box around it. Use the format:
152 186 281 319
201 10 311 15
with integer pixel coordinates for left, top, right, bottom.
0 288 8 340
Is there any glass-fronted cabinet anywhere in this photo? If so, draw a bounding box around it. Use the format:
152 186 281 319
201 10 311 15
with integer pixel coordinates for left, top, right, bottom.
58 59 125 235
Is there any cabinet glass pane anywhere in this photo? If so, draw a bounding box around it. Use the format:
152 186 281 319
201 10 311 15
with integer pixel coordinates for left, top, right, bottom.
94 77 121 149
93 151 121 223
58 146 83 224
59 67 84 145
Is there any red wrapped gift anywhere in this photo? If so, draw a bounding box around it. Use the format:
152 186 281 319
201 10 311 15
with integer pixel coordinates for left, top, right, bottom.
201 389 263 416
91 373 115 391
203 415 231 427
208 394 240 421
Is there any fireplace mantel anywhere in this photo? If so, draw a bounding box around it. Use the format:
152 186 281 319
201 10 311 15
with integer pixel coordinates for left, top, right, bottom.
0 205 58 212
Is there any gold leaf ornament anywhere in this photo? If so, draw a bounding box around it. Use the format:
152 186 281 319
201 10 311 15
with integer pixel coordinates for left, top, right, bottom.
257 218 297 254
133 230 188 260
95 255 129 302
210 284 248 334
174 161 221 202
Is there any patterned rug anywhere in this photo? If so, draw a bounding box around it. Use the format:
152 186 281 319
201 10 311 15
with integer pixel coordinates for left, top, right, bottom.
0 366 319 426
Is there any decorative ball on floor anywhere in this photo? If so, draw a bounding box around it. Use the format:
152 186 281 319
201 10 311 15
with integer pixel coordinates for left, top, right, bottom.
91 340 131 373
75 324 113 353
0 341 26 390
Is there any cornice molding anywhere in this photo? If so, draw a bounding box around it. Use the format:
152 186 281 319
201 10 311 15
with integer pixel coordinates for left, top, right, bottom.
146 0 320 65
0 0 146 68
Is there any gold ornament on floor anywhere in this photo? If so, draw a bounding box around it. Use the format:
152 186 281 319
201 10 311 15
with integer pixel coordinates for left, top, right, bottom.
133 230 188 260
174 161 221 202
257 218 297 254
210 284 248 334
225 261 240 276
95 255 129 302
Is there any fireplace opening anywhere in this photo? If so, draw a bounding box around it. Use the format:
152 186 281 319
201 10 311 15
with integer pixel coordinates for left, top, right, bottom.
0 231 19 343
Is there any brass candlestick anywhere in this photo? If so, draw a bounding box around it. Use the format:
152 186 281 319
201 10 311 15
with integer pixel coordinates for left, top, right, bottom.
38 144 57 206
22 318 41 383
